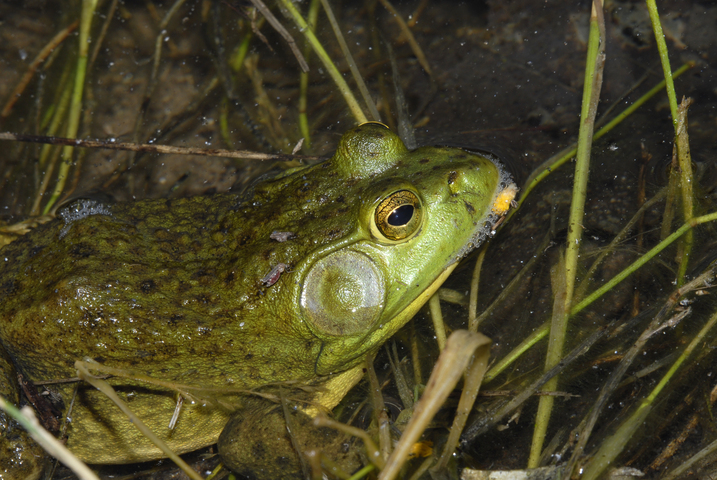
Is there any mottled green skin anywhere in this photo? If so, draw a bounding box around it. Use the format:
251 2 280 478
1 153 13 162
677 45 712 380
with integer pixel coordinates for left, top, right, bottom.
0 124 506 476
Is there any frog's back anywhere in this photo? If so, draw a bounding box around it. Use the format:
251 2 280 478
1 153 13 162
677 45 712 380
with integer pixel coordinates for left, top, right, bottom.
0 192 335 465
0 194 319 385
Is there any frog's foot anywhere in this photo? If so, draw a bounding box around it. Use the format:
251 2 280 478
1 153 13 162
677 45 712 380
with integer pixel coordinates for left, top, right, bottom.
0 348 46 480
0 425 45 480
218 400 362 480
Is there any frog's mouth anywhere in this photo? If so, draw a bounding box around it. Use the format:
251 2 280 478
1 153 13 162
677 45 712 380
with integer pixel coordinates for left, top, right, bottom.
453 180 518 263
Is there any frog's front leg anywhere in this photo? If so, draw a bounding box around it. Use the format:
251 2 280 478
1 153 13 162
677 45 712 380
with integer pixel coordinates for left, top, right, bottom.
0 345 46 480
218 398 362 479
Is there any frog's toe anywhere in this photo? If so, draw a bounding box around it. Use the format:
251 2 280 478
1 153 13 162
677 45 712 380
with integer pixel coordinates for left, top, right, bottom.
0 348 46 480
218 402 362 480
0 416 45 480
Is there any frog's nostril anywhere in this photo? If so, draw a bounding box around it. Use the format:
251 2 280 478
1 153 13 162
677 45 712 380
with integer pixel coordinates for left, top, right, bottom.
447 170 473 195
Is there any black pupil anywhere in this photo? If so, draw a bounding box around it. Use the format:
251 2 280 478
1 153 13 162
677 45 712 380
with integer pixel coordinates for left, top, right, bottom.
388 205 414 226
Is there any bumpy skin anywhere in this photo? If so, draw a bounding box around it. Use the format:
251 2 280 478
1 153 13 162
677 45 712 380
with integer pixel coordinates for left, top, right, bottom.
0 124 509 477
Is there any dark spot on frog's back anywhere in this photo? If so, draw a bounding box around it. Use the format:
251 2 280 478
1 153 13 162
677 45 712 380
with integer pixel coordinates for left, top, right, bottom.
419 158 430 164
195 293 214 304
0 279 16 296
28 245 45 258
464 200 476 215
191 268 215 284
139 279 157 293
447 171 459 185
324 228 343 240
82 309 105 323
166 314 182 327
251 441 267 460
238 234 254 246
275 454 292 468
69 242 96 258
320 206 348 220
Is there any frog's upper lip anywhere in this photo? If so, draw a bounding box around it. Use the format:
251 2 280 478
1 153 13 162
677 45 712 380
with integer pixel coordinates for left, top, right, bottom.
453 180 518 262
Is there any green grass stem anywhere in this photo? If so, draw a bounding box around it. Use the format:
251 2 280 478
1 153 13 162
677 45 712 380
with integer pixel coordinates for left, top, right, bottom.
429 293 447 352
468 247 487 332
511 62 692 223
278 0 367 124
645 0 679 125
528 251 568 467
31 63 74 215
486 210 717 384
571 211 717 317
347 464 375 480
298 0 320 150
319 0 380 122
646 0 694 285
43 0 98 215
528 2 605 466
230 23 255 73
39 63 73 164
0 396 99 480
675 98 695 283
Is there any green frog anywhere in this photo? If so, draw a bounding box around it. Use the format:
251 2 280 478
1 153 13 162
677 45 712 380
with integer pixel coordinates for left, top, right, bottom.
0 123 515 479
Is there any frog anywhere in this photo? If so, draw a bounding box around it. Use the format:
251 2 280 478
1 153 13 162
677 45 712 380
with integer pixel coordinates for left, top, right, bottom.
0 122 516 479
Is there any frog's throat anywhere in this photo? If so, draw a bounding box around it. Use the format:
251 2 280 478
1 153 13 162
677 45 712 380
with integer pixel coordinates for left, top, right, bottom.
306 262 458 415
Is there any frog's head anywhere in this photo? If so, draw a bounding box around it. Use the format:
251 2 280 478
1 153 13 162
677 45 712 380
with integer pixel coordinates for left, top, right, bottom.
287 123 516 376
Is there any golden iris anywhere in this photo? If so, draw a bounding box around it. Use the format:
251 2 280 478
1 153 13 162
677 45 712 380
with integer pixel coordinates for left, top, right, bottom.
374 190 422 241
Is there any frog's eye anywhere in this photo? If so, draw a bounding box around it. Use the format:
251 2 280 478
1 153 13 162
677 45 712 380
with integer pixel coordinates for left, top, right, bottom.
374 190 422 241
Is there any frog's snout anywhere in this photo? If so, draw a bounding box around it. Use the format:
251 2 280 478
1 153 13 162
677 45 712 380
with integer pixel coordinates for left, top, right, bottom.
446 168 478 196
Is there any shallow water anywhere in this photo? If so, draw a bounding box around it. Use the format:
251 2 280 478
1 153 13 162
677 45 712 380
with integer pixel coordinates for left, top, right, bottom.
1 0 716 478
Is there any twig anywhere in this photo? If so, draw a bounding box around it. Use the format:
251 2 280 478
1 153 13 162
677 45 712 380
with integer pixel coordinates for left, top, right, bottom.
0 132 320 162
1 20 79 121
319 0 380 121
75 361 204 480
278 0 367 124
249 0 309 72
